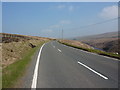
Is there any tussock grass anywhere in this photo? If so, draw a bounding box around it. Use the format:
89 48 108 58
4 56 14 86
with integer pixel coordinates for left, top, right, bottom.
2 42 45 88
0 68 2 89
59 41 120 59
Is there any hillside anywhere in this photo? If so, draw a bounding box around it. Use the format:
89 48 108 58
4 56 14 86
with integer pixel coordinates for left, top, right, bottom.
73 31 119 53
1 33 52 68
58 39 93 49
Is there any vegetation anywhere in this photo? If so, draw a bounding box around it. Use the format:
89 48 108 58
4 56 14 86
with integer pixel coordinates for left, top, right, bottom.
58 41 120 59
2 42 45 88
0 68 1 89
75 31 119 53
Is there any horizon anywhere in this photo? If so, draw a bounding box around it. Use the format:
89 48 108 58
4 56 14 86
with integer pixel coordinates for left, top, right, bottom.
2 2 118 38
1 30 118 39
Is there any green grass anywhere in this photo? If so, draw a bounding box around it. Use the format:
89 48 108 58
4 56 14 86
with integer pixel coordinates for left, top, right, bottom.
58 41 120 59
0 68 2 89
2 41 45 88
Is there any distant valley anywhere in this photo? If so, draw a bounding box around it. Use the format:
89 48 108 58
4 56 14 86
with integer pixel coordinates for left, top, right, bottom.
72 31 119 53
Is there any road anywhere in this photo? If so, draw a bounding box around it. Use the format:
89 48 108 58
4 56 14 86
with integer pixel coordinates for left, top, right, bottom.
19 41 119 88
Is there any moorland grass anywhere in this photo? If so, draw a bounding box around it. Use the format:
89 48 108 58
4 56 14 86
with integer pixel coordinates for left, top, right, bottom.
59 41 120 59
2 41 45 88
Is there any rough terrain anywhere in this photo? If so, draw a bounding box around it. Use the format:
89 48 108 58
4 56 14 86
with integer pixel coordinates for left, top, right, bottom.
1 33 51 68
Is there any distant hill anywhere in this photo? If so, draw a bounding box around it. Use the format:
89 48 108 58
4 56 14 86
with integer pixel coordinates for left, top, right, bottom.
74 31 118 40
72 31 119 53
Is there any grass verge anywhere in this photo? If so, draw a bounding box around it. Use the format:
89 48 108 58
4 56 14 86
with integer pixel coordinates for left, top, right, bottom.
58 41 120 59
0 68 2 89
2 41 45 88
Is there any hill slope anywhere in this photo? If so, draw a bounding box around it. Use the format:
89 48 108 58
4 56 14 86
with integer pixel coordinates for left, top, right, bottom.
1 33 52 68
73 31 119 53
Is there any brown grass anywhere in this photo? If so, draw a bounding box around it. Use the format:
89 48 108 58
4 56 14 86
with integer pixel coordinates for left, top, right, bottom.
59 39 93 49
1 33 51 68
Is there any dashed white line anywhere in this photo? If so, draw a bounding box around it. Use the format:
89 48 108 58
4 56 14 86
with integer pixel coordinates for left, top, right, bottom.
58 49 62 52
31 43 45 89
53 46 55 48
77 61 108 80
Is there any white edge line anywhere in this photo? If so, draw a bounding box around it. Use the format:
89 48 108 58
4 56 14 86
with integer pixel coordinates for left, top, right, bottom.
58 49 62 52
79 49 119 61
77 61 108 80
63 45 119 61
31 43 45 89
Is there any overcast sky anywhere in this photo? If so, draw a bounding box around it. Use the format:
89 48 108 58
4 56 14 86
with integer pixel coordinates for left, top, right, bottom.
2 2 118 38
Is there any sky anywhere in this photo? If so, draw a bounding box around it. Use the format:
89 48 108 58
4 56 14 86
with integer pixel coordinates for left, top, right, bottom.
2 2 118 38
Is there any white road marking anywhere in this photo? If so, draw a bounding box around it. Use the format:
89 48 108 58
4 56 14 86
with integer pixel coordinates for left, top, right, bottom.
77 61 108 80
58 49 62 52
79 49 119 61
31 43 45 89
62 44 119 61
53 46 55 48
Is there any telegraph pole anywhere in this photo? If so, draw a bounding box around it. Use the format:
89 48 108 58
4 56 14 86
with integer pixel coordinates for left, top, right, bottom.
62 28 63 40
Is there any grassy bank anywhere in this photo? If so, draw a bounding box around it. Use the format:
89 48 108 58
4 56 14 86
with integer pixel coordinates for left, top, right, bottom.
2 42 45 88
0 68 2 89
59 41 120 59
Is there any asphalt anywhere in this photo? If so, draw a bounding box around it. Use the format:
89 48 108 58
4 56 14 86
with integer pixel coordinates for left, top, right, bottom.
19 41 119 88
37 41 118 88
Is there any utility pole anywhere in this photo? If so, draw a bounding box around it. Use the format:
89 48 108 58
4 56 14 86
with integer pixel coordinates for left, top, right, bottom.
62 28 63 40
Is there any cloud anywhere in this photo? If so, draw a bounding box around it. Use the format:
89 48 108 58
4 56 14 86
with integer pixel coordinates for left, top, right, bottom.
57 5 66 9
68 6 74 11
60 20 71 24
99 5 118 19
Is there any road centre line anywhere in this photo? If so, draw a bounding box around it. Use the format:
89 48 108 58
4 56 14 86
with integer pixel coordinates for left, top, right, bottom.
58 49 62 52
31 43 45 89
53 46 55 48
77 61 108 80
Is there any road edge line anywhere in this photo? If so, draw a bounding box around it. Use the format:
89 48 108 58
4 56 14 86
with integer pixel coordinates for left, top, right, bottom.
64 44 119 61
31 43 45 89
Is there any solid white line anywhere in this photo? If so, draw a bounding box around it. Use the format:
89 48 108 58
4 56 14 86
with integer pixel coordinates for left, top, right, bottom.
77 61 108 80
79 49 119 61
63 44 119 61
31 43 45 89
58 49 62 52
